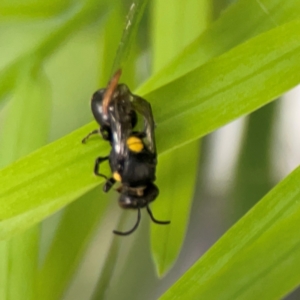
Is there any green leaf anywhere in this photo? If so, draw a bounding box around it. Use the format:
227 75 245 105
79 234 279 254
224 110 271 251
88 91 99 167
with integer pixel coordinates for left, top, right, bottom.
0 0 74 18
145 18 300 153
228 102 277 225
97 5 123 87
0 0 109 104
0 65 51 167
91 211 127 300
0 122 107 238
152 145 199 276
160 165 300 300
137 0 300 94
111 0 149 74
150 0 209 276
0 19 300 240
0 63 51 300
0 227 39 300
38 187 110 300
151 0 211 73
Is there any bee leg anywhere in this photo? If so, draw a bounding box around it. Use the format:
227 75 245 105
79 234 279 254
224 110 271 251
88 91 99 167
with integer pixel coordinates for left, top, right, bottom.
103 178 116 192
82 129 99 144
94 156 116 192
94 156 109 178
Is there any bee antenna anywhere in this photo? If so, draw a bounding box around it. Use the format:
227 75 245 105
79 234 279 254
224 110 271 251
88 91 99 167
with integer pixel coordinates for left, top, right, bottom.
146 205 170 225
113 207 141 236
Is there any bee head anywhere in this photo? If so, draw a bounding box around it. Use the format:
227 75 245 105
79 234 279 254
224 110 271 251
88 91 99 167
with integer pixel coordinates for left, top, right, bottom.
113 183 170 236
118 183 159 209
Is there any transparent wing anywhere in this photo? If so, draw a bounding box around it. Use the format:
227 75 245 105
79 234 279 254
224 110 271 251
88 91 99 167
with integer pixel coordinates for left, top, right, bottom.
108 95 133 161
130 95 156 153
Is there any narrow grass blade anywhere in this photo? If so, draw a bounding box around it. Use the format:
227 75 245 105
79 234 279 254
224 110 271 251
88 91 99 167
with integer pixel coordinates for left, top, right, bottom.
0 0 109 104
38 187 110 300
152 145 199 276
137 0 300 94
0 66 51 167
150 0 210 276
91 212 128 300
228 102 277 225
5 227 39 300
97 5 123 87
0 229 39 300
151 0 211 72
160 164 300 300
0 63 51 299
145 19 300 154
111 0 149 75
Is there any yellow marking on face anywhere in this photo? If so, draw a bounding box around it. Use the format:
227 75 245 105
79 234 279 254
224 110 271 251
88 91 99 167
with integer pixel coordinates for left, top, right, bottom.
113 172 122 182
126 136 144 152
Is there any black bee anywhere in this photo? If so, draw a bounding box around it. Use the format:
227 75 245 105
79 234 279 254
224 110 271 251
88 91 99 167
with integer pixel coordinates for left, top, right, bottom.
83 70 170 235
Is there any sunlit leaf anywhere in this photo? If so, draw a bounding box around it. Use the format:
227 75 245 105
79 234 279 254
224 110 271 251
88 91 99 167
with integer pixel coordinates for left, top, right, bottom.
160 165 300 300
150 0 209 277
137 0 300 94
0 62 51 300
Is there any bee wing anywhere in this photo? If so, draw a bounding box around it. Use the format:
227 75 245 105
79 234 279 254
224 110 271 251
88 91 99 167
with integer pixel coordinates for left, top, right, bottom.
130 95 156 153
109 97 132 160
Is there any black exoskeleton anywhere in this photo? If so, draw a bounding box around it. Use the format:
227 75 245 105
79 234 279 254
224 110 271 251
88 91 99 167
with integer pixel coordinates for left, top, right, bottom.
82 70 170 235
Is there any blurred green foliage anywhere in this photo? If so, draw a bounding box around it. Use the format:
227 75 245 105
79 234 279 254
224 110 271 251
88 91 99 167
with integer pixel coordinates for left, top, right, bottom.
0 1 300 300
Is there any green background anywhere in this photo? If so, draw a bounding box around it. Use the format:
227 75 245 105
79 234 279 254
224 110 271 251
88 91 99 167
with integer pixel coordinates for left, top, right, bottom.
0 0 300 299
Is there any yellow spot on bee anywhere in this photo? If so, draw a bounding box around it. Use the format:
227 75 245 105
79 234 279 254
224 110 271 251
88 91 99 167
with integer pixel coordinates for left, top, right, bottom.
113 172 122 182
126 136 144 152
